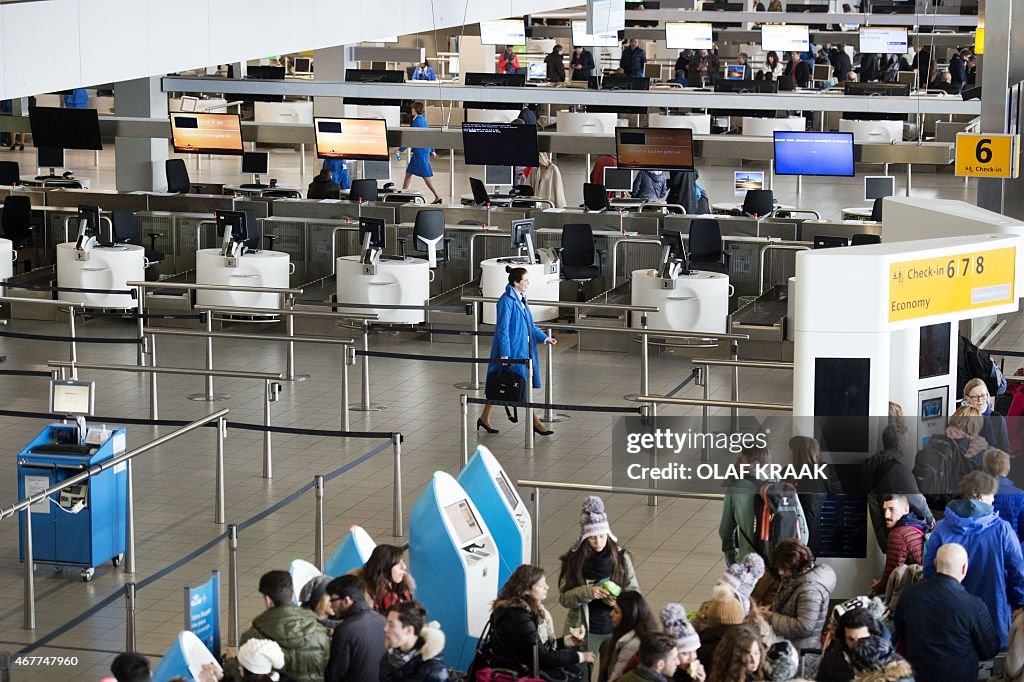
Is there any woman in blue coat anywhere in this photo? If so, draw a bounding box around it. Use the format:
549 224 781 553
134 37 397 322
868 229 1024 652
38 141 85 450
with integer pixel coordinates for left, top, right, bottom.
478 266 557 435
399 101 443 204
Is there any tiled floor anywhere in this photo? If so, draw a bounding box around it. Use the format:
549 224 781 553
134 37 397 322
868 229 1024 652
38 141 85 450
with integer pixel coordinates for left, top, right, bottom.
0 142 1008 680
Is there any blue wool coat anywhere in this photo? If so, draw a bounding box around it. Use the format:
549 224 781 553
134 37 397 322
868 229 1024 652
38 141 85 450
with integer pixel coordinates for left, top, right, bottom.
487 284 548 389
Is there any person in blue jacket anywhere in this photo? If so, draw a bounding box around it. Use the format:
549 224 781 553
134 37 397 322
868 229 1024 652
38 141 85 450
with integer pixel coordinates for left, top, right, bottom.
412 59 437 81
322 158 350 190
984 448 1024 543
398 101 442 204
478 266 557 436
64 88 89 109
922 470 1024 650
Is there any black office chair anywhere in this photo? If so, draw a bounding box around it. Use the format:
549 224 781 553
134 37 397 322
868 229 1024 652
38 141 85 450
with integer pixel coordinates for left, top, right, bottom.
2 195 36 272
741 189 775 217
398 209 451 265
851 233 881 246
688 218 730 275
0 161 20 186
349 179 378 202
871 197 884 222
469 177 490 206
112 210 165 274
260 188 302 199
583 183 611 212
165 159 192 194
560 223 604 301
513 184 534 197
244 211 277 252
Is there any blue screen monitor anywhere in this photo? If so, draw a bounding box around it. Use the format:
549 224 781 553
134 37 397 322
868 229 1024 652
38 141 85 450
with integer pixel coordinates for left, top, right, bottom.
773 131 855 177
724 64 746 80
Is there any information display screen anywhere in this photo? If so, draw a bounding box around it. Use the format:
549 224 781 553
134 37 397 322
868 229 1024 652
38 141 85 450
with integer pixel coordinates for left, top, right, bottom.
773 131 854 177
859 27 908 53
444 500 484 544
314 118 389 161
761 24 810 52
572 20 619 47
50 380 95 416
665 22 713 50
170 113 243 155
29 107 103 150
615 127 694 171
480 19 525 45
462 122 539 167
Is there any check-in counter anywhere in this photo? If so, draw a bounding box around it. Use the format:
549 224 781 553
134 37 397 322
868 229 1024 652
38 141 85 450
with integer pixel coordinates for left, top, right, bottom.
649 113 712 134
741 116 806 136
630 268 730 333
57 243 144 309
336 255 432 323
465 110 520 123
40 189 149 213
342 104 401 128
196 248 292 310
556 111 623 134
255 101 314 125
798 219 881 242
839 119 903 144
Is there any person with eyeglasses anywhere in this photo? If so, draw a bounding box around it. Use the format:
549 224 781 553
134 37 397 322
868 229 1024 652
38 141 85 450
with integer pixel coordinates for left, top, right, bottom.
324 574 387 682
963 378 1011 453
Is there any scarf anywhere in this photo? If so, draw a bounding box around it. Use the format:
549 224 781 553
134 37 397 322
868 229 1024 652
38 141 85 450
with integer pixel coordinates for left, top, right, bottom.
582 545 614 583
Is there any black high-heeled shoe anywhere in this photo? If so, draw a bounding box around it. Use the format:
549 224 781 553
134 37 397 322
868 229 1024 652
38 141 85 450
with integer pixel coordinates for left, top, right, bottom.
476 418 499 434
534 425 554 436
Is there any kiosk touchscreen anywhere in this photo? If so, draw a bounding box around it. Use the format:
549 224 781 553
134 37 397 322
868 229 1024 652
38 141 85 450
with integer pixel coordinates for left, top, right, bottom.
324 525 377 577
457 445 532 588
409 472 498 671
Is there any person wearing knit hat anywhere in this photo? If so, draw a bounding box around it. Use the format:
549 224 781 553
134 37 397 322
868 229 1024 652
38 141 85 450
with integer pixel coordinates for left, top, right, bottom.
661 603 705 682
558 495 638 673
238 638 286 681
849 635 914 681
719 553 765 615
299 574 342 631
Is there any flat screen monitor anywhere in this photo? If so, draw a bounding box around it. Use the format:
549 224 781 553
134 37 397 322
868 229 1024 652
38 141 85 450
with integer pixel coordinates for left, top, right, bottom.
78 205 101 239
510 219 536 260
571 20 619 47
50 380 95 416
246 65 285 80
773 131 855 177
359 216 386 250
495 470 519 508
293 57 313 74
844 81 911 96
896 70 917 88
919 322 951 380
864 175 895 201
527 62 547 80
660 230 687 262
216 210 248 242
724 64 747 80
480 19 526 45
314 118 390 161
715 79 779 93
601 75 650 91
761 24 810 52
345 69 404 84
814 357 871 454
362 160 392 181
734 171 765 194
814 235 849 249
665 22 713 50
603 167 635 191
484 165 513 186
859 27 908 53
170 113 244 155
444 499 485 544
29 107 103 150
813 63 832 81
462 122 539 167
464 72 526 87
241 151 270 175
37 147 64 169
616 127 694 171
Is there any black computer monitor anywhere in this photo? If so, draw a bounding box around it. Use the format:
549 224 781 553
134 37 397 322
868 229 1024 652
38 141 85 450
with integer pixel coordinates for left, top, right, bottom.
660 229 688 264
464 72 527 87
715 79 779 93
603 167 634 191
293 57 313 74
359 217 386 250
843 82 911 96
510 219 537 263
29 107 103 150
462 122 539 167
247 65 286 79
216 210 248 243
77 205 101 239
813 235 849 249
241 151 270 175
600 75 651 90
812 63 832 82
37 147 64 169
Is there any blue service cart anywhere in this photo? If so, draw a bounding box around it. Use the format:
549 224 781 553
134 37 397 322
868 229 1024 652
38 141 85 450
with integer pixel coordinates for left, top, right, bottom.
17 423 128 582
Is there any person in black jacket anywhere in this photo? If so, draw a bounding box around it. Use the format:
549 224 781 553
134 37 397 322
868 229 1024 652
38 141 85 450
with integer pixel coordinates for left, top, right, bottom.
894 542 999 682
483 565 593 676
865 423 934 552
307 168 341 199
570 46 595 81
830 45 852 81
783 51 811 88
324 575 387 682
789 436 843 555
817 607 885 682
545 44 566 83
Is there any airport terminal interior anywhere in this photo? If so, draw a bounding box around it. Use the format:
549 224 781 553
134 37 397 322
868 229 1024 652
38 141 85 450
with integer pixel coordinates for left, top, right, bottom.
3 0 1024 680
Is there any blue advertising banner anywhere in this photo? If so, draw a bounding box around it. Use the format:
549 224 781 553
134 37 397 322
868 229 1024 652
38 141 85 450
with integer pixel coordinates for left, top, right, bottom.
185 570 220 660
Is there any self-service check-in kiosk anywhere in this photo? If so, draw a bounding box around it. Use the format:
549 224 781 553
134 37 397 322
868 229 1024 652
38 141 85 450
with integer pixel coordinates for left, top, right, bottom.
152 630 222 682
17 380 127 581
457 445 531 588
289 559 322 603
324 525 377 577
409 472 498 672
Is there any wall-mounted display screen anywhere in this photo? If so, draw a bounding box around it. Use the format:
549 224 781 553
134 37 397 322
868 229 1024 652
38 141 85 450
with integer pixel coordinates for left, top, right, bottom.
761 24 810 52
774 131 855 177
616 127 694 171
462 122 539 167
859 27 908 53
919 322 951 380
480 19 526 45
814 357 871 454
444 499 484 544
572 20 619 47
665 22 713 50
313 118 390 161
169 113 243 155
29 107 103 150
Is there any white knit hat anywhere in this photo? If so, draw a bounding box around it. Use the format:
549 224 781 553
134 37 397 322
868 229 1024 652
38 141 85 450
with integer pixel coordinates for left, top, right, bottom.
572 496 618 551
238 638 284 679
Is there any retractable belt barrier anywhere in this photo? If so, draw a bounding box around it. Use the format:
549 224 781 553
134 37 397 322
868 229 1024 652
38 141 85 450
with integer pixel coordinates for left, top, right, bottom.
665 368 701 398
370 325 495 337
0 282 138 297
0 330 142 344
356 350 526 364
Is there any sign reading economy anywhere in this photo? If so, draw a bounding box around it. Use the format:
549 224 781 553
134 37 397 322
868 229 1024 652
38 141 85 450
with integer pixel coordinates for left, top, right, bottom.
888 246 1016 323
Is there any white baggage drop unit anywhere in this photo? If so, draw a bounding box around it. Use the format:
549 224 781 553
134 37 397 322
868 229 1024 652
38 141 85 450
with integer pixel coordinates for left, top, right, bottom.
324 525 377 577
409 472 498 672
457 445 531 588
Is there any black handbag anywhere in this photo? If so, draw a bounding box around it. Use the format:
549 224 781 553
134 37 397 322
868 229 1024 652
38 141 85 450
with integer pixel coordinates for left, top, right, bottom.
485 367 526 423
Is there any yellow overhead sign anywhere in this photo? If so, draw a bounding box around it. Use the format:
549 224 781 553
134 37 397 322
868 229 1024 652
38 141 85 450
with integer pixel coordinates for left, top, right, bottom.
889 246 1016 323
955 133 1020 178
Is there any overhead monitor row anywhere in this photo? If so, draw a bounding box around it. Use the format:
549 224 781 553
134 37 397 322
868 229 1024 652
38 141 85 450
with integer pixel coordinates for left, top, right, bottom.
664 23 907 53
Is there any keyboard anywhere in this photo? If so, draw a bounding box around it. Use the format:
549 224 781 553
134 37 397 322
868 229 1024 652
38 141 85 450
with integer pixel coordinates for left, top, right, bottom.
31 443 93 456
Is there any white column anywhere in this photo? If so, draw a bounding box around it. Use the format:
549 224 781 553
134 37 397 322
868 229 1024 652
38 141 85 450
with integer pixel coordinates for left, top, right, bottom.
113 77 169 192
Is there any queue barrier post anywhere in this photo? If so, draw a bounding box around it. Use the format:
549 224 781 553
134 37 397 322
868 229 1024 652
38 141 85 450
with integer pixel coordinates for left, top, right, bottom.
392 434 404 537
460 394 470 468
228 524 239 648
215 418 227 525
23 506 34 630
314 475 325 568
125 582 137 652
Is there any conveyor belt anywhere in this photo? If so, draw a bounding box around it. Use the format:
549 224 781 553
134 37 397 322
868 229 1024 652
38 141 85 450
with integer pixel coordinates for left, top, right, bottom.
730 297 788 327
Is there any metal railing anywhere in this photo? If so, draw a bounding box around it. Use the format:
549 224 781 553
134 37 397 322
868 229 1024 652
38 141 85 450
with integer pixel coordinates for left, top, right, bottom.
0 296 86 373
611 239 662 289
1 409 229 630
758 243 812 296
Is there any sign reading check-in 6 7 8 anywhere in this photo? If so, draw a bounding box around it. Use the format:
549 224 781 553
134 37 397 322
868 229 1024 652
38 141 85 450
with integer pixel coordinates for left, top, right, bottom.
955 133 1020 178
889 247 1016 323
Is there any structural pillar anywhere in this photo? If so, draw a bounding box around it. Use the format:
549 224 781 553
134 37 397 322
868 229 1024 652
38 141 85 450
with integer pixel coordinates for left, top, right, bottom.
313 46 348 118
113 77 169 192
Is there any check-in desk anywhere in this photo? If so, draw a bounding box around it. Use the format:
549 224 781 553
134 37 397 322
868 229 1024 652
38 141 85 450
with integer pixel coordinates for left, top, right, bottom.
254 101 314 125
840 207 875 221
648 113 712 134
800 219 881 242
838 119 903 144
630 268 730 333
223 184 301 198
556 111 623 134
56 243 144 309
465 110 520 123
342 105 401 128
741 116 806 136
196 249 292 310
336 255 431 324
712 202 796 216
480 256 560 324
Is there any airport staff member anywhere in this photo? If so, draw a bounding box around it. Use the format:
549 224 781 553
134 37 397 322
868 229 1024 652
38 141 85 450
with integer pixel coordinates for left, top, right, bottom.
64 88 89 109
571 46 595 81
412 59 437 81
399 101 443 204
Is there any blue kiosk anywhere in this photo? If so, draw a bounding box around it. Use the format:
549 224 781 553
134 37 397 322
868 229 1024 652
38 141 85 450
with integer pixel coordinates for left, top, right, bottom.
324 525 377 577
457 445 531 588
409 472 498 672
152 630 221 682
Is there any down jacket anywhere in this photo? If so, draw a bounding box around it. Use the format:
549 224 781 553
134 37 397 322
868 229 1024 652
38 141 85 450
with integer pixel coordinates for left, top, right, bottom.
769 563 836 652
380 622 449 682
237 605 330 682
487 597 579 673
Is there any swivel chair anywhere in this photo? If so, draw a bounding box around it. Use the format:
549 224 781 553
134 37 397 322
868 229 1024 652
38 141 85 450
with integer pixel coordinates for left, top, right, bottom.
741 189 775 217
559 223 604 301
348 179 378 203
0 161 20 186
513 184 534 197
870 197 884 222
165 159 193 194
469 177 490 206
112 210 165 277
398 209 450 266
688 218 730 275
2 195 37 272
582 183 611 212
851 233 881 246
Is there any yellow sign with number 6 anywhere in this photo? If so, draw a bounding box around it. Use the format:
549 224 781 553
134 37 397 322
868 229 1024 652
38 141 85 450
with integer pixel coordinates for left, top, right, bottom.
955 133 1020 178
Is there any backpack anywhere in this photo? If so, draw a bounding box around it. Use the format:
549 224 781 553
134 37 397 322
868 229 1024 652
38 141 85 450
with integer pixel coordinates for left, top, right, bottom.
754 481 804 562
958 334 1000 397
913 435 967 511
